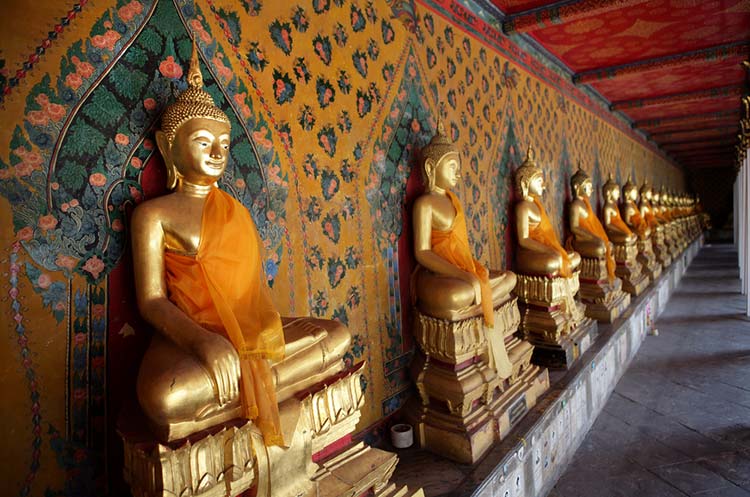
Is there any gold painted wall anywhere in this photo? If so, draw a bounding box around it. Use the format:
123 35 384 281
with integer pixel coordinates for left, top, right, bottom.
0 0 683 494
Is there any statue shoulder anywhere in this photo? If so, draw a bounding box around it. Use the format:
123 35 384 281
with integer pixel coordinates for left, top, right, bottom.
131 194 178 231
570 198 585 211
413 192 435 215
515 198 535 217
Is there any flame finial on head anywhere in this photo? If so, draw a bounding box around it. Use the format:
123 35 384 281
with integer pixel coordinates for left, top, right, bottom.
514 144 544 197
570 163 590 194
160 38 230 145
603 174 619 198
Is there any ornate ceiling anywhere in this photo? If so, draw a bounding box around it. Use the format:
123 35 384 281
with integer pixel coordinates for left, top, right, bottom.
493 0 750 172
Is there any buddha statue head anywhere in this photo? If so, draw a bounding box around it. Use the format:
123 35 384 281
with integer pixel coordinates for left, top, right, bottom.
156 42 232 190
570 165 592 200
602 175 620 203
421 118 460 192
652 188 661 205
639 183 652 202
514 146 544 198
622 176 638 203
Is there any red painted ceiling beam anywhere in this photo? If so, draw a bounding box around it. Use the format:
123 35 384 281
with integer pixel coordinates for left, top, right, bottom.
661 138 738 148
669 152 736 161
574 42 749 84
634 109 739 129
654 133 737 146
660 140 737 154
642 119 739 134
611 85 744 111
502 0 648 35
673 152 735 161
649 126 738 139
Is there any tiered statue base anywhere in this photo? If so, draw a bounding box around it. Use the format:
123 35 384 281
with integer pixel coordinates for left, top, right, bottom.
407 294 550 464
663 225 681 260
636 238 662 283
120 366 415 497
577 257 631 323
652 229 672 268
612 243 649 297
514 272 598 369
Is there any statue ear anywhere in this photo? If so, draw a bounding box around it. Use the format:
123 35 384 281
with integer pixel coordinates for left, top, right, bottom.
155 131 178 190
423 158 436 191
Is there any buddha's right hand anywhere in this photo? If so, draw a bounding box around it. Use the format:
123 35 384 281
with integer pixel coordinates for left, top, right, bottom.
467 273 482 306
193 332 241 406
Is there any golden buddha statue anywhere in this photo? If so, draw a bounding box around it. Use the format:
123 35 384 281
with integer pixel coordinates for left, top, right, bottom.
566 167 629 322
602 176 648 296
512 147 596 368
568 167 612 266
123 42 403 497
652 187 680 259
407 123 548 464
640 182 671 267
514 149 580 277
621 177 661 282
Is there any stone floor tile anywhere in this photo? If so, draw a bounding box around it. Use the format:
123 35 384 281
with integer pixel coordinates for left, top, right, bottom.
698 451 750 489
691 483 750 496
622 437 693 469
649 461 733 495
550 246 750 497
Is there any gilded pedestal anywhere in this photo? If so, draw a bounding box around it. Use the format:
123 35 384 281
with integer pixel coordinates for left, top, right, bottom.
577 256 631 322
514 271 598 369
612 243 649 296
121 366 413 497
636 238 662 283
407 294 549 464
652 228 672 267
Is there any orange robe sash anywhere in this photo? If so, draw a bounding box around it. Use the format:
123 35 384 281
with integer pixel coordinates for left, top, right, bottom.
431 190 493 326
530 196 572 278
643 207 658 229
608 206 633 237
164 187 285 446
430 190 512 377
629 204 649 238
578 198 616 282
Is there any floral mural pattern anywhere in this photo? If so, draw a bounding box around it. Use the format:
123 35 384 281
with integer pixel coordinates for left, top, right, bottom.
0 0 684 495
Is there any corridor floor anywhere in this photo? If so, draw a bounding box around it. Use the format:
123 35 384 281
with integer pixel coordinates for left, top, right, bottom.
550 244 750 497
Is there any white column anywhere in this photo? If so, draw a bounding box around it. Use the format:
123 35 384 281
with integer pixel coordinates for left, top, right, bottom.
740 164 745 295
734 177 739 248
745 153 750 315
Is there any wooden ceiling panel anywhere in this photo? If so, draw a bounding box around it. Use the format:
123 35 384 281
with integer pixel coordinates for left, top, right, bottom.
490 0 557 15
588 56 747 102
528 0 750 71
497 0 749 170
621 95 741 122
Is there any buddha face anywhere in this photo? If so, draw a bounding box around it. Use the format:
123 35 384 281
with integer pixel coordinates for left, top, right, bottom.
606 186 620 202
624 186 637 202
431 152 461 190
528 172 544 197
575 179 592 199
170 117 231 186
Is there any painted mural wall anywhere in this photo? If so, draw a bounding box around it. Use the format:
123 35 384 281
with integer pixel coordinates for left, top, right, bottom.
0 0 684 494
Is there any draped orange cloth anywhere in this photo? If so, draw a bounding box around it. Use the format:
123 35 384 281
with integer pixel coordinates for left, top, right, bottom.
628 204 649 238
644 208 659 229
608 206 633 237
431 190 493 326
577 198 616 282
530 196 572 278
428 191 512 378
164 188 285 446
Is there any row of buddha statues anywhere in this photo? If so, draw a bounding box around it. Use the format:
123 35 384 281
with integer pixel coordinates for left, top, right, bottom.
406 126 706 465
119 43 708 497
